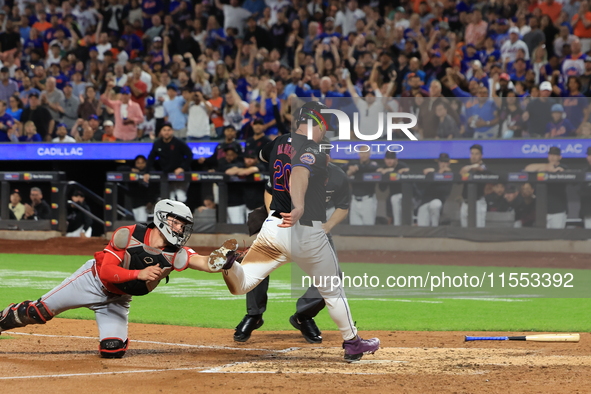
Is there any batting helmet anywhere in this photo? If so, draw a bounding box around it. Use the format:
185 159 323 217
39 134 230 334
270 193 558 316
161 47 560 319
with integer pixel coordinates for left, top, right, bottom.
294 101 330 130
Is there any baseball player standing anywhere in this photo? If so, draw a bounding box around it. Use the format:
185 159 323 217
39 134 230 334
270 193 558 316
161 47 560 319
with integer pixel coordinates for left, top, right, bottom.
419 153 454 227
377 151 410 226
347 151 379 225
208 101 380 362
0 200 215 358
234 160 351 344
460 144 489 227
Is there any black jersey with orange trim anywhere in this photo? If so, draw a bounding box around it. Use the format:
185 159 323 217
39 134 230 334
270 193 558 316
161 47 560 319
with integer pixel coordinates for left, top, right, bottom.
260 132 328 222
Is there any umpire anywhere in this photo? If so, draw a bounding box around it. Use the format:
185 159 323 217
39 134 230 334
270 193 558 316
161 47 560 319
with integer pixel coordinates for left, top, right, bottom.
233 160 351 343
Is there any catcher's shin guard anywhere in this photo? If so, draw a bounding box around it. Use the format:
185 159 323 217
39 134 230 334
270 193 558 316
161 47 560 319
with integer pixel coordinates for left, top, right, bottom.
99 338 129 358
0 299 54 332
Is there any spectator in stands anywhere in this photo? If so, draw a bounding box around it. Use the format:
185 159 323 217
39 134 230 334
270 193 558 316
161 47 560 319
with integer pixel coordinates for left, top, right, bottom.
101 82 144 141
8 189 24 220
512 182 537 228
523 81 555 137
459 144 489 228
66 190 93 238
0 99 16 142
347 150 379 226
52 123 76 143
419 153 453 227
524 146 569 229
40 77 65 124
78 86 101 121
545 104 576 137
18 121 42 142
434 102 459 139
7 95 23 121
0 67 18 102
501 27 530 63
162 84 187 138
185 88 213 141
24 187 51 221
144 123 193 203
466 86 500 139
60 83 80 131
93 120 117 142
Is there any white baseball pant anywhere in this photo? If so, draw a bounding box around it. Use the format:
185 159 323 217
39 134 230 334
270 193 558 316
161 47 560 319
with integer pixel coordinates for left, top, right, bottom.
222 211 358 340
41 259 131 342
417 199 442 227
460 198 487 228
546 212 567 229
227 205 247 224
349 195 377 225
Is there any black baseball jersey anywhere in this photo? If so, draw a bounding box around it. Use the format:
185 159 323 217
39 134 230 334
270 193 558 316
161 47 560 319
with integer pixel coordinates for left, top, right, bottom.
326 162 350 211
349 159 379 197
261 132 328 222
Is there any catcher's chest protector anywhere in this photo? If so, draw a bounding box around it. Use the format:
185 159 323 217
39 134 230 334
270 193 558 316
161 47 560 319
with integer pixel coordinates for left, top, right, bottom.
113 224 179 296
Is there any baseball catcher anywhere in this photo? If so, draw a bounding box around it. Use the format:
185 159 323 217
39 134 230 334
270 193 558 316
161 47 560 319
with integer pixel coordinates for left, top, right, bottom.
0 199 215 358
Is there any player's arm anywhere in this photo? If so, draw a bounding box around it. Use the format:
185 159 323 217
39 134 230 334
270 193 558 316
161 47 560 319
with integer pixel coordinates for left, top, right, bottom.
323 208 348 234
279 165 309 227
99 227 162 282
524 163 548 172
175 247 216 272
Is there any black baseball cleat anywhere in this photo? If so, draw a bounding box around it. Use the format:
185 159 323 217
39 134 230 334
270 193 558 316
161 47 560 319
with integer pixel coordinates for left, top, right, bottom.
289 314 323 344
233 314 264 342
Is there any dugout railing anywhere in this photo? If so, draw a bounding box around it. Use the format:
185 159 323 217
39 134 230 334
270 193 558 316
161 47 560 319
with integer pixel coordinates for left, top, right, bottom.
104 170 591 241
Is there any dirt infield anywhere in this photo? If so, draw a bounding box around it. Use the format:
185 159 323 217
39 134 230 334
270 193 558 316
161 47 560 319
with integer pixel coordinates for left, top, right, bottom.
1 320 590 394
1 237 590 393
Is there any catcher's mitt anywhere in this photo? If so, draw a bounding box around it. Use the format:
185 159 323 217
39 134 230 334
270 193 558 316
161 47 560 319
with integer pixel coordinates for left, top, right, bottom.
247 206 267 236
208 239 239 271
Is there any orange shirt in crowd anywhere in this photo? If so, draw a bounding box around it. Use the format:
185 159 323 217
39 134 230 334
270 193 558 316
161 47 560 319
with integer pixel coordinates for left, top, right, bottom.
573 12 591 38
208 96 224 128
32 21 52 32
539 1 562 22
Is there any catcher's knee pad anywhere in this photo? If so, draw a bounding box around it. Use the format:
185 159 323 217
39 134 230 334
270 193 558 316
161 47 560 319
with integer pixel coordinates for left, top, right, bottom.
99 338 128 358
0 299 53 332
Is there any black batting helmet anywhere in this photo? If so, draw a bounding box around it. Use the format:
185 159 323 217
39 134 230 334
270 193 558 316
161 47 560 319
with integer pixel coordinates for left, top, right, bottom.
295 101 330 130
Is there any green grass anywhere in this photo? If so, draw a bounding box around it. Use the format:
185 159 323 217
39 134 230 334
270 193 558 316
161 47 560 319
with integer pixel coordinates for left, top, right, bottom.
0 254 589 332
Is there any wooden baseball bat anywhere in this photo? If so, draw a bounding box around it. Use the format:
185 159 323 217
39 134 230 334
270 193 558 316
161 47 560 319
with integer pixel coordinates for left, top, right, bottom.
465 334 580 342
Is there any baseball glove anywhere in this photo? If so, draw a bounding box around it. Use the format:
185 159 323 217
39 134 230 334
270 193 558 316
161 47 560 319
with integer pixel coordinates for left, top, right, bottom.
208 239 239 271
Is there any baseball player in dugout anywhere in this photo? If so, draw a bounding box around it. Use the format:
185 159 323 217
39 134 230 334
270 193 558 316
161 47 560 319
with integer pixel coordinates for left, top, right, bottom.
0 200 219 358
206 101 380 362
233 153 351 344
347 150 380 225
419 153 454 227
377 151 410 226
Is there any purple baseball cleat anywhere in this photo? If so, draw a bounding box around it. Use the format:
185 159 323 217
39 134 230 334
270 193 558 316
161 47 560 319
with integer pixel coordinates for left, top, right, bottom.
342 335 380 362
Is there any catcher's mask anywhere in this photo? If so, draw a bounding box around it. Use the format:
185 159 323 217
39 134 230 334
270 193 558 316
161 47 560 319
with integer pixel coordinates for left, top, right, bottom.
153 199 194 247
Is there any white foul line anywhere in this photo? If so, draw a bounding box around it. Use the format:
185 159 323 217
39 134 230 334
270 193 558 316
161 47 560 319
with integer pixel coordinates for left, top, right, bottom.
4 332 271 352
0 367 204 380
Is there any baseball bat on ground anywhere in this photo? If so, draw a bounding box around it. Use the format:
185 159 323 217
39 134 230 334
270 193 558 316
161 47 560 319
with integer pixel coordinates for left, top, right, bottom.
465 334 580 342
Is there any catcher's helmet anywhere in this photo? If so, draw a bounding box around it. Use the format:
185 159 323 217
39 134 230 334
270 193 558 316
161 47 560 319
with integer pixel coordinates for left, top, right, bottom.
295 101 330 130
153 199 194 247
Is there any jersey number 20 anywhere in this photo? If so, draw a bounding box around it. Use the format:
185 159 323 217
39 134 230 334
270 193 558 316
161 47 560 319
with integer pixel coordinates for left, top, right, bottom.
273 159 291 193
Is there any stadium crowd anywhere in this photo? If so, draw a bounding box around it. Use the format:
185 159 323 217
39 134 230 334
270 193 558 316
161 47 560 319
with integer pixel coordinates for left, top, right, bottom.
0 0 591 142
1 0 591 230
